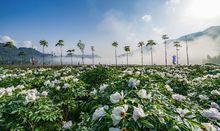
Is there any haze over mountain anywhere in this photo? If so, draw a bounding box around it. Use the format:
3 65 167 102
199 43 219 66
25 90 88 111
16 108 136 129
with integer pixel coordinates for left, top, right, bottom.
118 26 220 65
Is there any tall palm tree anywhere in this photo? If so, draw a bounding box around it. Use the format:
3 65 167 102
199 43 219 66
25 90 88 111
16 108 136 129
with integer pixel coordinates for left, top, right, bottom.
18 51 26 66
56 40 64 66
185 36 190 65
77 40 85 65
124 46 130 66
91 46 95 65
4 41 14 65
39 40 48 66
162 34 169 66
146 40 157 65
66 49 75 65
173 41 182 65
112 41 118 67
138 41 145 66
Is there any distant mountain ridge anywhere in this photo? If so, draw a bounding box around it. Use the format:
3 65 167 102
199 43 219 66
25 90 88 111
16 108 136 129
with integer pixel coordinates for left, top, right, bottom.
0 43 49 64
178 26 220 41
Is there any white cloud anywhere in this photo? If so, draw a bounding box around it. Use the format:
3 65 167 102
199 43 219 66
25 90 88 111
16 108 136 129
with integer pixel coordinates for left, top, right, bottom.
165 0 181 12
152 27 165 35
166 0 181 5
0 35 15 43
21 41 34 48
142 15 152 22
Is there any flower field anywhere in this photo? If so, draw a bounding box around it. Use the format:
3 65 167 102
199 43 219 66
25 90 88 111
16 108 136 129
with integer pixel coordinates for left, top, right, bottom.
0 65 220 131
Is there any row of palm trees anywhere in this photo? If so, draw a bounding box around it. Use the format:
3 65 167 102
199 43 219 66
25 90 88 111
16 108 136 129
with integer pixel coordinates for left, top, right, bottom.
114 40 157 66
2 35 190 66
112 35 190 66
40 40 95 66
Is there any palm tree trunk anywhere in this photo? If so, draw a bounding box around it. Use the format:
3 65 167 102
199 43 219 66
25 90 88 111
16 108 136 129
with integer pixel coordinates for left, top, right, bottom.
150 47 153 65
176 48 178 65
165 41 167 66
126 52 128 66
115 47 117 67
71 55 73 65
43 46 45 66
61 46 63 66
185 36 189 65
82 51 84 65
92 51 94 65
141 47 143 66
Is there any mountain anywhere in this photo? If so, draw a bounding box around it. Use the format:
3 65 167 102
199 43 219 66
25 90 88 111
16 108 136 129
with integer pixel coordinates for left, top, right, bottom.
0 43 50 65
177 26 220 41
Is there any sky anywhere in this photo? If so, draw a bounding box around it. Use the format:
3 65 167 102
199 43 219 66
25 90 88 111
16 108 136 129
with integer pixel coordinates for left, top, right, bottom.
0 0 220 64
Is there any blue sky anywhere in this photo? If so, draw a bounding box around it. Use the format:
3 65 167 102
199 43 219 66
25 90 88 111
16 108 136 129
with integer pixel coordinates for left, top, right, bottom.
0 0 220 64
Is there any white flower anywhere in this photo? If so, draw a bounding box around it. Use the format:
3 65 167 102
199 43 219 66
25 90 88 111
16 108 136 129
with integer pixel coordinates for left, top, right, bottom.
16 85 25 90
92 107 105 120
5 87 13 96
91 89 97 95
211 90 220 96
0 88 5 97
99 84 108 92
201 123 217 131
44 80 51 86
110 91 124 104
73 78 78 82
135 71 141 75
176 108 189 117
25 92 38 103
132 106 145 121
63 83 70 89
128 78 140 88
210 102 220 109
56 86 61 90
123 70 133 75
172 94 186 101
62 121 72 129
201 108 220 120
111 105 128 126
137 89 147 99
41 91 48 97
109 127 120 131
165 85 173 92
199 95 209 100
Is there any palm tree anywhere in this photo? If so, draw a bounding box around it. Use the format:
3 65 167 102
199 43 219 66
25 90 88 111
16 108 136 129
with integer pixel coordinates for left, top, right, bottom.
146 40 157 65
77 40 85 65
39 40 48 66
124 46 130 66
56 40 64 66
173 41 182 65
4 41 14 65
112 41 118 66
91 46 95 65
162 34 169 66
138 41 145 66
66 49 75 65
18 51 26 66
185 36 190 65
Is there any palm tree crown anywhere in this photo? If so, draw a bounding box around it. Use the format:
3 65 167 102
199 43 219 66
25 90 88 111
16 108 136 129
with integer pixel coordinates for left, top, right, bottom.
112 41 118 47
77 40 85 52
162 35 169 40
124 46 130 52
138 41 145 47
39 40 48 47
174 41 181 48
56 40 64 47
91 46 95 51
4 41 14 48
146 40 156 47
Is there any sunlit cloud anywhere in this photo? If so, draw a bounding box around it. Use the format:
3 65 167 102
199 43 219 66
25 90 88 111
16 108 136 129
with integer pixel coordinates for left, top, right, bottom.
141 15 152 23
